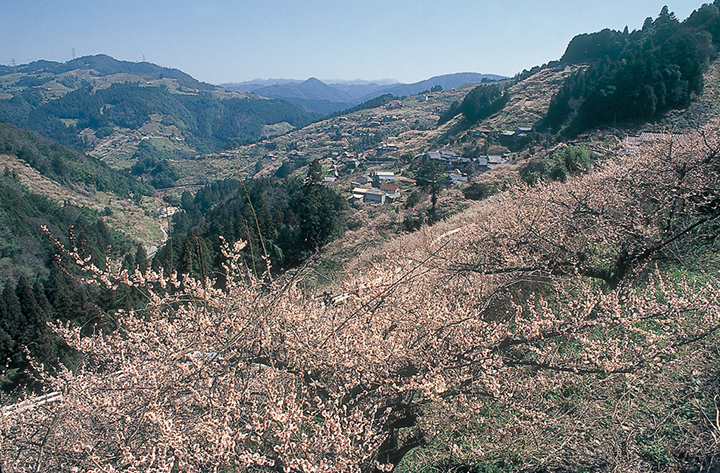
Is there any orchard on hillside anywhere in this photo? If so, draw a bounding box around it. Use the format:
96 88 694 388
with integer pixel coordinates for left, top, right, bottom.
2 120 720 472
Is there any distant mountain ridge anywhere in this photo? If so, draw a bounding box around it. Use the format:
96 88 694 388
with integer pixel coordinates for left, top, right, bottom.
1 54 215 91
0 55 321 155
359 72 507 101
223 72 508 114
254 78 354 103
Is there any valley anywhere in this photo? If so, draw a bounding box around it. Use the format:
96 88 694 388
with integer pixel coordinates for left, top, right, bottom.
2 3 720 472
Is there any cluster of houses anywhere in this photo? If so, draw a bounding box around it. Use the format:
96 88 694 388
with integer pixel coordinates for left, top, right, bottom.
337 146 398 169
333 143 515 207
348 171 406 206
269 120 528 208
424 149 509 171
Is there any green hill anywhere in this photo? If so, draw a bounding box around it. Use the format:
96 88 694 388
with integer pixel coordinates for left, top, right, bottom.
0 121 162 390
0 80 320 154
0 55 321 161
545 3 720 134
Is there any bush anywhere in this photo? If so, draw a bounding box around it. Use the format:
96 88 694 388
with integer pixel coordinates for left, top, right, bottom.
521 145 594 184
404 190 423 209
463 183 497 201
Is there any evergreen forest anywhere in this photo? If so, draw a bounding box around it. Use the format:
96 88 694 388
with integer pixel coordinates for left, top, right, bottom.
153 161 349 280
545 4 720 133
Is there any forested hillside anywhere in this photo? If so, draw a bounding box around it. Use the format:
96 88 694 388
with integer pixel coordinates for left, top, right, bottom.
545 3 720 133
0 121 153 197
154 161 349 278
0 168 145 388
0 81 320 153
0 121 158 389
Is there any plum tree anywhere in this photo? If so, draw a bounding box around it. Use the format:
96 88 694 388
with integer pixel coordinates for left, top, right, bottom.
3 122 720 472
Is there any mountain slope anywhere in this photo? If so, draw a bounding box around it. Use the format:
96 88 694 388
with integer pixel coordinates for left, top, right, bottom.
254 78 354 103
252 78 356 114
0 120 153 198
0 121 165 250
0 56 322 162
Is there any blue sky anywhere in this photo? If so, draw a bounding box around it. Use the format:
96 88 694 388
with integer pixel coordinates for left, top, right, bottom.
0 0 708 85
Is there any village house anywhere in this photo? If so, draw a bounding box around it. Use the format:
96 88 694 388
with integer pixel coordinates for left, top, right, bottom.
425 150 471 165
376 143 398 155
365 155 397 166
363 190 385 205
473 155 506 170
397 176 417 186
349 187 386 205
488 155 508 169
447 173 468 186
498 127 533 147
354 175 371 186
498 130 517 147
380 184 401 197
348 190 367 206
348 185 403 205
373 171 396 187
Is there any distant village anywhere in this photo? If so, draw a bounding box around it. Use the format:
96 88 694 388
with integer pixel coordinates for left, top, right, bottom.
319 141 517 206
320 125 536 207
249 121 540 208
216 107 676 210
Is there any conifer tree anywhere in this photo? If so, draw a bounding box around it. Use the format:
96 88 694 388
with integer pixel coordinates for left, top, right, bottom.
33 281 53 319
16 276 45 338
48 263 74 321
1 282 25 343
135 244 148 273
0 297 14 368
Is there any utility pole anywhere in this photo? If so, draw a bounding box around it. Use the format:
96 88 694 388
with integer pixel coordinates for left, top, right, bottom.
547 127 552 151
72 48 76 60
